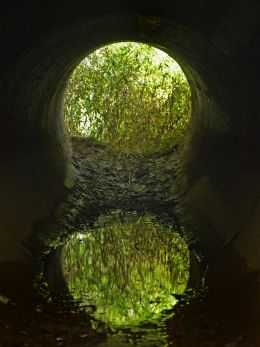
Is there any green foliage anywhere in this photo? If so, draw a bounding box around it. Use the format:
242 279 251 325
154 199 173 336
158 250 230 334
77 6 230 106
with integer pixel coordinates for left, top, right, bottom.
62 213 190 328
64 42 191 152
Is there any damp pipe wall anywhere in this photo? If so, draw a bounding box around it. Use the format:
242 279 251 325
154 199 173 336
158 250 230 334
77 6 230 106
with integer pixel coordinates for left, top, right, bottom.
0 0 260 343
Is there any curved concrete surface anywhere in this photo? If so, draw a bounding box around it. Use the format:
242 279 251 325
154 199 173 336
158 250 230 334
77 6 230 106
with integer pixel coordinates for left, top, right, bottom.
0 1 260 345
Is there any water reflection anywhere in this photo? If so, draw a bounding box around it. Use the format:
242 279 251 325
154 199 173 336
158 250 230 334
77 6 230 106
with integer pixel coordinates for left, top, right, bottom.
62 213 189 345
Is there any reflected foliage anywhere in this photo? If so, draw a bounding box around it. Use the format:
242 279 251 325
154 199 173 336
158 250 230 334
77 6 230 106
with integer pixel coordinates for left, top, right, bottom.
64 42 191 152
63 213 189 328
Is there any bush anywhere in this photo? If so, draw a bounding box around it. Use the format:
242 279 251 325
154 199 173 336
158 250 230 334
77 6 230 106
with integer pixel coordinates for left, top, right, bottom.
64 42 191 152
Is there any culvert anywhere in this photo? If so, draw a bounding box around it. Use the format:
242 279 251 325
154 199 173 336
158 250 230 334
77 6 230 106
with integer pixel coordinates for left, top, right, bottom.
0 3 260 346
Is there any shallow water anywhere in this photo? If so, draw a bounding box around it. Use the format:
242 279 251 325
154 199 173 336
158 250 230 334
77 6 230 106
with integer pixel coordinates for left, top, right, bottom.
62 214 190 346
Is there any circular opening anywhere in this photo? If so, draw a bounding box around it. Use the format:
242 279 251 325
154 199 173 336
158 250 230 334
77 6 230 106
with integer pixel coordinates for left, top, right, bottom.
64 42 191 153
62 212 190 343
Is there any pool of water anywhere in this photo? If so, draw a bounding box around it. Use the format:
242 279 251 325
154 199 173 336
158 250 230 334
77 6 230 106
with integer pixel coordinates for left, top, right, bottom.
61 213 190 346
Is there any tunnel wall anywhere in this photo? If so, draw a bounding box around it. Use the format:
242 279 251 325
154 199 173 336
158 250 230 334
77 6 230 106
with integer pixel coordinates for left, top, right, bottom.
0 1 260 325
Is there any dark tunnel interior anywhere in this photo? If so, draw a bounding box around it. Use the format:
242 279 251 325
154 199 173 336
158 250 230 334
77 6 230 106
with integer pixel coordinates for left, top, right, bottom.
0 1 260 346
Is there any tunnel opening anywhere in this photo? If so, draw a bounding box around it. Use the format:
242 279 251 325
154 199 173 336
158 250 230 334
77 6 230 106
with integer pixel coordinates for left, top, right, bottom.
42 42 197 344
63 41 191 153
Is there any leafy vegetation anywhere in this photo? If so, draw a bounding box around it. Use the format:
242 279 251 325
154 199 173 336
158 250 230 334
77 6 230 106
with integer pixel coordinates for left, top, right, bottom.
64 42 191 152
62 213 190 328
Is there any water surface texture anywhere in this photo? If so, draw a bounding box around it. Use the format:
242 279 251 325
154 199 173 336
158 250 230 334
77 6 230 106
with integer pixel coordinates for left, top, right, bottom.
62 214 190 346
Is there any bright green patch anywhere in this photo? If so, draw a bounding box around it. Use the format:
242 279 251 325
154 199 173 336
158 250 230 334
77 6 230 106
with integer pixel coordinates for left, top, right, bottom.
64 42 191 153
62 213 190 328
